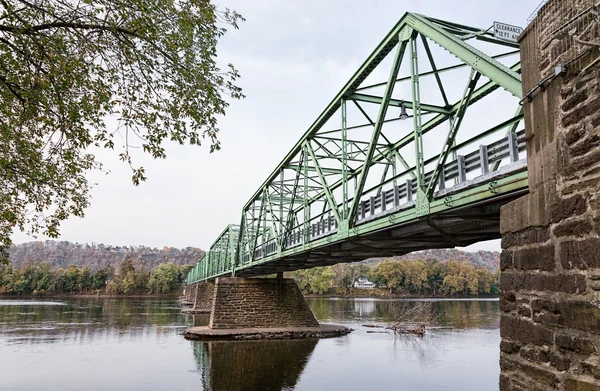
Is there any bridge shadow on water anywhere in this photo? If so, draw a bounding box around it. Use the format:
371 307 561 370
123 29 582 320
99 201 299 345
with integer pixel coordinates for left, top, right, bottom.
191 338 318 391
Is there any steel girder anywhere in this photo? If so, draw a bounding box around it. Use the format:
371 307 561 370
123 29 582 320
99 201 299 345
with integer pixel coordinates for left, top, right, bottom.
188 13 526 283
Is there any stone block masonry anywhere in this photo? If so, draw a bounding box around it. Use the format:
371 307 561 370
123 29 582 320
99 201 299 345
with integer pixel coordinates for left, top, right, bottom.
499 0 600 390
208 277 319 329
194 282 215 312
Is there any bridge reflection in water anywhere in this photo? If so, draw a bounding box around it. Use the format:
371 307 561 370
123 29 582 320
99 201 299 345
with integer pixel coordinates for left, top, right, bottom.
192 339 318 391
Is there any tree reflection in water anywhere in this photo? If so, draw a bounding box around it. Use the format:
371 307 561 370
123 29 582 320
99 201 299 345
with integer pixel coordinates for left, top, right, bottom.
192 339 318 391
0 297 500 391
308 298 499 329
0 298 185 345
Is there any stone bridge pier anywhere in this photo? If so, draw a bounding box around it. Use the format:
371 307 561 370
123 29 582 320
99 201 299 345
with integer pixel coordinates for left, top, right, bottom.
183 277 350 339
499 0 600 389
182 281 215 314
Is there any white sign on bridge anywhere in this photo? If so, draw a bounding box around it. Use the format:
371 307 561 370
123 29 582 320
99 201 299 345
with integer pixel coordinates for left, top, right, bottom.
493 22 523 43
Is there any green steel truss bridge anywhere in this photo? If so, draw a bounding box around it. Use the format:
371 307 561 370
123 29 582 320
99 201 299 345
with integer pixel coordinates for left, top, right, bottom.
188 13 528 284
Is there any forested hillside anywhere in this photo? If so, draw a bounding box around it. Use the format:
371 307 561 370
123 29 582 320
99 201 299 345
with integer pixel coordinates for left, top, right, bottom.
395 249 499 271
5 241 500 297
364 249 500 271
9 241 499 272
8 241 205 271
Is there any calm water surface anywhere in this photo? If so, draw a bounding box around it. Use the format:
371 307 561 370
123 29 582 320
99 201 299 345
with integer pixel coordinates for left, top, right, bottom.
0 297 500 391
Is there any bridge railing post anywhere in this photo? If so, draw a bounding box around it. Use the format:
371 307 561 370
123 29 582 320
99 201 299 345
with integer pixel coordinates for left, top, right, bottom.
508 131 519 163
457 155 466 183
479 145 489 174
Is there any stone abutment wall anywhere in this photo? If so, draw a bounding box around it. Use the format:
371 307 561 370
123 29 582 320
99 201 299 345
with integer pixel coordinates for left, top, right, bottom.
500 0 600 390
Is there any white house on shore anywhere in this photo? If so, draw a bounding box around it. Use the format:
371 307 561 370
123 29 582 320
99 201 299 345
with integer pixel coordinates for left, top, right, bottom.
353 278 376 289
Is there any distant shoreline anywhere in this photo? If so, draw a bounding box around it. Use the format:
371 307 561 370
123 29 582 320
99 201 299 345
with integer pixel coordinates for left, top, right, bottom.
0 292 500 300
305 294 500 299
304 289 499 299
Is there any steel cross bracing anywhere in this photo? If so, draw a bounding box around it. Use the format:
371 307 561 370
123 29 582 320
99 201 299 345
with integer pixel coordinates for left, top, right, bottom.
187 13 528 284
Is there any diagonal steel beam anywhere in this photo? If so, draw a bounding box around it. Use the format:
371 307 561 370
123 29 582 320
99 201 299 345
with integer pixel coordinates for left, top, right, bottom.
250 194 265 263
350 100 413 177
351 100 394 146
355 50 519 92
426 69 481 197
264 187 280 239
280 150 303 249
407 13 522 97
392 149 416 179
285 62 521 219
420 33 449 106
305 140 342 223
348 35 409 226
426 218 464 246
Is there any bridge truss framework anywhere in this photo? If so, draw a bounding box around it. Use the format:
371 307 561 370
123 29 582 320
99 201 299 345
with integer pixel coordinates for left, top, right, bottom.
188 12 528 283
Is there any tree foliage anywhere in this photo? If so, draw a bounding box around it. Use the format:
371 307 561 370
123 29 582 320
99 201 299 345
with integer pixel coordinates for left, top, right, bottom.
147 262 179 293
293 259 500 297
373 259 498 296
0 1 245 259
293 267 335 295
0 258 189 295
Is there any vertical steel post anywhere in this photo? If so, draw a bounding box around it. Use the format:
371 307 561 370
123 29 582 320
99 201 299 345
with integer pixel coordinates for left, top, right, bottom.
262 191 267 246
279 170 284 249
228 225 235 276
409 33 430 217
410 34 425 191
341 98 348 223
303 144 309 245
391 150 397 187
480 145 490 174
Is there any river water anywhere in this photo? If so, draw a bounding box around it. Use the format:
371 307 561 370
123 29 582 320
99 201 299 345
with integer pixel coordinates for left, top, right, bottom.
0 297 500 391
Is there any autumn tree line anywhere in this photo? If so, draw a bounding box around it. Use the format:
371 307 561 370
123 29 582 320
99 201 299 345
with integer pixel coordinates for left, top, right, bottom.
1 256 499 297
0 259 191 295
291 259 500 296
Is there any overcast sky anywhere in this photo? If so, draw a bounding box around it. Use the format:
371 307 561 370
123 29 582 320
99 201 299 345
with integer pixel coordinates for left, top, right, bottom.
11 0 542 251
